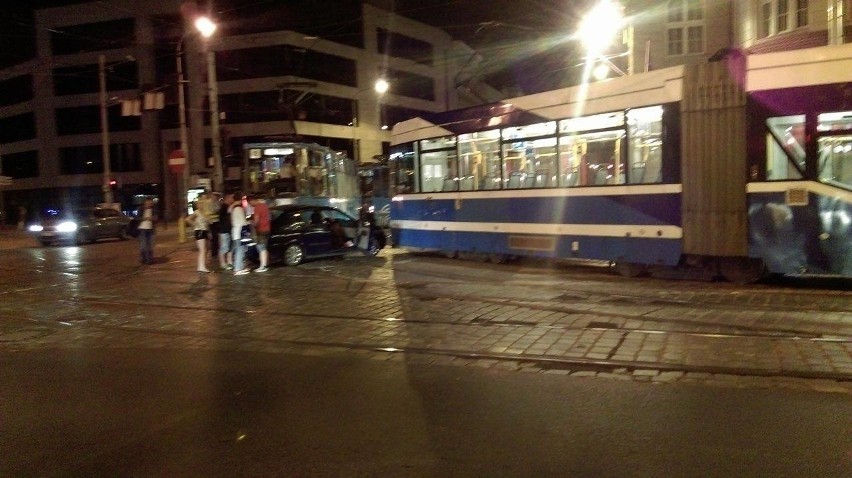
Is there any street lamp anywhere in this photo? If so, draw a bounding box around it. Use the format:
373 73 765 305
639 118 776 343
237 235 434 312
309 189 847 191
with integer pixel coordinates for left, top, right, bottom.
576 0 632 79
578 0 623 56
374 78 389 95
176 15 216 242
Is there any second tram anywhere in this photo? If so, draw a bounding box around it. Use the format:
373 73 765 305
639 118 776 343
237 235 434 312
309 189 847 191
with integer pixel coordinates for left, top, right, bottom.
242 141 360 218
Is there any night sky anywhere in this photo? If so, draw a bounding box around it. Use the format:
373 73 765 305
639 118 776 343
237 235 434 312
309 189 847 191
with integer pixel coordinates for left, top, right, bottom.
0 0 594 93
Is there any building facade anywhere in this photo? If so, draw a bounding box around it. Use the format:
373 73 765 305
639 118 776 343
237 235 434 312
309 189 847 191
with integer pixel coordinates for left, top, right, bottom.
623 0 852 73
0 1 492 222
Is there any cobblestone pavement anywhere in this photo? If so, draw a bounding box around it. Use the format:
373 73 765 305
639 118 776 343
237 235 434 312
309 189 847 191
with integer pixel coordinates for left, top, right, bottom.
1 227 851 394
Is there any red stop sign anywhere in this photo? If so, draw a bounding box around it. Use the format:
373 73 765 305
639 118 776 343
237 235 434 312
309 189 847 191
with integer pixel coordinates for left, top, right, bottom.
168 149 186 174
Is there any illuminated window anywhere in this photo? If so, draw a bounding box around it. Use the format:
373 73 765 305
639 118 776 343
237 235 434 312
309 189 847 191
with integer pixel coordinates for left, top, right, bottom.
627 106 664 184
817 111 852 188
458 130 500 191
558 112 626 187
419 137 458 193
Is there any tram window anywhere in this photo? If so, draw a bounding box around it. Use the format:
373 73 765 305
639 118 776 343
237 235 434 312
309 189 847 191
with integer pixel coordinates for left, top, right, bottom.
420 150 457 192
420 136 455 151
502 137 557 189
817 112 852 188
501 121 556 141
627 106 663 184
459 130 500 191
306 150 327 196
817 136 852 188
558 131 624 186
390 149 416 194
558 138 581 187
766 115 805 180
559 112 624 134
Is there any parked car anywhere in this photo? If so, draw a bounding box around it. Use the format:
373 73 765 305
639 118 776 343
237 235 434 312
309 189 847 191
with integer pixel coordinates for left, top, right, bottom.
28 207 133 246
244 204 386 266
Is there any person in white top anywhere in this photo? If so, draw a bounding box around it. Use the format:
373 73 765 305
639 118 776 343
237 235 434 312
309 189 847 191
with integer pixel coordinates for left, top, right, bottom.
186 199 211 273
136 198 157 265
230 192 249 275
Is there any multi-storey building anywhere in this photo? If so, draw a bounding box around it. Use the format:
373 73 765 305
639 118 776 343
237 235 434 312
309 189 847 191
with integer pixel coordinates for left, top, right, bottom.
621 0 850 73
2 0 851 223
0 1 496 221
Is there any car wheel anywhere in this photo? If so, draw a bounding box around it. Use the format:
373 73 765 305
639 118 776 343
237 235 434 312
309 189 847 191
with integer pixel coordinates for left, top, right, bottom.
39 240 52 247
119 226 130 240
283 244 304 266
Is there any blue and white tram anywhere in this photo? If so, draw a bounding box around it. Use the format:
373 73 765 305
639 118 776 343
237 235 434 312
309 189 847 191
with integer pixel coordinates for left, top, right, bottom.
388 44 852 281
242 141 361 218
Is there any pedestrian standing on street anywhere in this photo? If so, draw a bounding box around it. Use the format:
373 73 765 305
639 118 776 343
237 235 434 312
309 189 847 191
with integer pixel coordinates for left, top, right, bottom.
218 193 234 271
201 191 220 259
136 198 157 264
249 194 271 272
230 192 249 275
186 201 211 273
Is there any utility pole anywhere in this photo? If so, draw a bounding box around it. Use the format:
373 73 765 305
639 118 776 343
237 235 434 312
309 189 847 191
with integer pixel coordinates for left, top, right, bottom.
99 54 113 206
0 144 5 226
208 51 224 192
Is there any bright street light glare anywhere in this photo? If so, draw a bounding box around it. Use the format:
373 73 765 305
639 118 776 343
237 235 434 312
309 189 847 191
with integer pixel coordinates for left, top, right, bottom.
578 0 623 54
593 63 610 81
374 78 389 94
194 17 217 38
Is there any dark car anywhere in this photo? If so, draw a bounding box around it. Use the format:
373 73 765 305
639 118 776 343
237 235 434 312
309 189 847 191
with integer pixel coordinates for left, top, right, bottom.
28 207 134 246
245 204 386 266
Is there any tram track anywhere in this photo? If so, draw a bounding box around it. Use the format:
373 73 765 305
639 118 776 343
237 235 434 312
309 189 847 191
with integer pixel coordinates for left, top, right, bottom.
4 305 851 384
59 295 847 342
4 262 850 340
11 291 852 349
3 252 850 384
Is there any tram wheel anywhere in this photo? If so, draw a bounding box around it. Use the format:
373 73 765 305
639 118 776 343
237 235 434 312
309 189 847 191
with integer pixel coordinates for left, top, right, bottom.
719 257 766 284
488 254 509 264
458 252 489 262
443 250 458 259
614 261 647 278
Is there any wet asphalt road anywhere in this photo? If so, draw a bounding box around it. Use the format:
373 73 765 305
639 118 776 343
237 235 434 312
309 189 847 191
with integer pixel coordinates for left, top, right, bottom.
1 229 851 476
4 348 852 477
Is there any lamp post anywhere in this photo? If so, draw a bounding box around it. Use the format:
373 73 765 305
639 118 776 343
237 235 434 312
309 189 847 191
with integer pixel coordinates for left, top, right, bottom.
193 16 224 193
99 54 113 206
176 16 216 242
352 78 389 164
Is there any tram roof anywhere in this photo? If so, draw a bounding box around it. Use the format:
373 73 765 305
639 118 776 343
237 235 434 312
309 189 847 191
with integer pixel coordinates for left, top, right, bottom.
391 65 686 146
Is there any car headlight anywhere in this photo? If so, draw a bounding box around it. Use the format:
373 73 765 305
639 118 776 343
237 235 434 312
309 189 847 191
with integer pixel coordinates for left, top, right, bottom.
28 225 44 232
56 221 78 232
